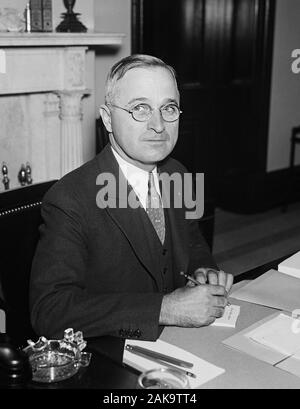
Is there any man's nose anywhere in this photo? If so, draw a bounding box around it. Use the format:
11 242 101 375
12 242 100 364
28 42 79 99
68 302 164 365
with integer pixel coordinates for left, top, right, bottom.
147 109 165 133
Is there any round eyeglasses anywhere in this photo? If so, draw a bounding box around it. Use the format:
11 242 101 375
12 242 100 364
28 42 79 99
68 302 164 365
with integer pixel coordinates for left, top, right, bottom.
108 103 182 122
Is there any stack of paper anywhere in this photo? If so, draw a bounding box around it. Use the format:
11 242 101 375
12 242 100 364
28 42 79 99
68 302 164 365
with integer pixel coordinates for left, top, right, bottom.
230 269 300 312
223 312 300 380
277 349 300 378
123 339 225 388
245 313 300 355
211 304 240 328
278 251 300 278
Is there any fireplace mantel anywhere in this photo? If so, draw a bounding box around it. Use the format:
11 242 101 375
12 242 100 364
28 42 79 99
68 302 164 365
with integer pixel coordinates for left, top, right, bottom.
0 32 124 186
0 32 124 47
0 32 124 94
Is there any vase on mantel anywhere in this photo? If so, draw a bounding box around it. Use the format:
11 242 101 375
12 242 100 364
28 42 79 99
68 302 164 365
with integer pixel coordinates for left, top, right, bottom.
56 0 87 33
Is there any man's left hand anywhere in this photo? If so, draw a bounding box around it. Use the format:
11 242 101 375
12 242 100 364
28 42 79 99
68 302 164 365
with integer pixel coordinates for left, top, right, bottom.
192 268 234 294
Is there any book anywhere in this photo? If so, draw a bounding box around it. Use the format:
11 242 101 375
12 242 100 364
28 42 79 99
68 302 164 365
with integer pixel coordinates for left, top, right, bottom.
278 251 300 278
30 0 43 32
42 0 53 32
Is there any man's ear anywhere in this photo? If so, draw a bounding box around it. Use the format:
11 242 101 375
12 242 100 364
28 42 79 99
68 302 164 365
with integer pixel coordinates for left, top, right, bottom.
99 104 113 133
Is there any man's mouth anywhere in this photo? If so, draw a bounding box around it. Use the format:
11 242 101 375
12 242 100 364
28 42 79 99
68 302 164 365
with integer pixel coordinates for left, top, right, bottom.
145 139 167 142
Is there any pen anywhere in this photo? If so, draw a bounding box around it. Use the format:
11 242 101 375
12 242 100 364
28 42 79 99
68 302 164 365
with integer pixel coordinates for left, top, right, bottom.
180 271 231 306
180 271 199 286
149 358 196 379
126 345 196 378
125 344 193 368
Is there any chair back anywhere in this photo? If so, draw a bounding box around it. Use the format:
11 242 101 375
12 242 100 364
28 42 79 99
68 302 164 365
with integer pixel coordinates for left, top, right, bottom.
0 180 57 346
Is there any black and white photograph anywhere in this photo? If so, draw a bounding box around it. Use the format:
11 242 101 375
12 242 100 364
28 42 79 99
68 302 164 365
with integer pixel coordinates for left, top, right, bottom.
1 0 300 395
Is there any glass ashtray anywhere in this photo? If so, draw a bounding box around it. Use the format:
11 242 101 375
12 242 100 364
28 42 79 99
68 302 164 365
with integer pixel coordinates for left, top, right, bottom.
23 328 91 383
138 368 190 389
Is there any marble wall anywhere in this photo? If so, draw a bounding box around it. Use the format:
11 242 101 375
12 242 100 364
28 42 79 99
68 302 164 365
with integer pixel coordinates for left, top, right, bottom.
0 93 61 189
0 0 95 191
0 0 131 191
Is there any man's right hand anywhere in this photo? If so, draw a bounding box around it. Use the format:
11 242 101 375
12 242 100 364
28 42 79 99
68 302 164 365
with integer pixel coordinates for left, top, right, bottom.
159 284 227 327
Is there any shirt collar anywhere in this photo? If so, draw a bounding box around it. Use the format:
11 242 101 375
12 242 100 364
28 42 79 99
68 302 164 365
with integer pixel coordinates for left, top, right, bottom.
111 146 161 209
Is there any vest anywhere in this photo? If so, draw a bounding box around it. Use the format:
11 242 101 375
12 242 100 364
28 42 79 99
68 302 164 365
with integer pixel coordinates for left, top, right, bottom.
139 206 175 293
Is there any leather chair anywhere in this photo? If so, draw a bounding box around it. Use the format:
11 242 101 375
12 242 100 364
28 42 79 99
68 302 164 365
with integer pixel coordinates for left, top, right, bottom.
0 180 57 346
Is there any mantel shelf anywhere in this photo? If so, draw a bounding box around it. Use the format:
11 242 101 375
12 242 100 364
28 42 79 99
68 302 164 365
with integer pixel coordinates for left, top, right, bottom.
0 32 125 47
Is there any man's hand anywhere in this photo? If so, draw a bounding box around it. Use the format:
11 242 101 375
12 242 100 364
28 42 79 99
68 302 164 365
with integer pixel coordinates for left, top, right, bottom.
192 268 233 294
159 284 227 327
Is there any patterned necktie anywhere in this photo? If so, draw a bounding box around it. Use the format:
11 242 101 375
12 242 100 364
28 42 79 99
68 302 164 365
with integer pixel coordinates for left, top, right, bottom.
146 172 165 244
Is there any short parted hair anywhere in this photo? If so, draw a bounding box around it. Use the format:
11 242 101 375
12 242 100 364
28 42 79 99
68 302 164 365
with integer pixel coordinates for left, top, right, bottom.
104 54 178 104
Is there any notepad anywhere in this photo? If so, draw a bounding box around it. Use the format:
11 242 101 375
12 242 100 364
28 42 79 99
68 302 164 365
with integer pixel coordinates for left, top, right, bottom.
211 304 240 328
245 313 300 356
123 339 225 388
278 251 300 279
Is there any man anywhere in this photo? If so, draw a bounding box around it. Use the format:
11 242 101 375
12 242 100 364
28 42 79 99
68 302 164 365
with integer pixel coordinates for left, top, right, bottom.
30 54 233 341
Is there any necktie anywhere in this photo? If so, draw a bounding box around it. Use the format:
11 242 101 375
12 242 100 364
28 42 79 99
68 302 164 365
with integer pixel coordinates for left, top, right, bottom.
146 172 165 244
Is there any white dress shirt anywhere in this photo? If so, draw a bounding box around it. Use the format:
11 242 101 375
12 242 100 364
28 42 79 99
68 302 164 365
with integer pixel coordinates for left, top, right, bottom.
111 147 162 210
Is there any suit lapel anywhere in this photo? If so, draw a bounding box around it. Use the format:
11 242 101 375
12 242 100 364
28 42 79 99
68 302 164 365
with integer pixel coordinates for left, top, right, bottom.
95 146 189 289
95 146 163 289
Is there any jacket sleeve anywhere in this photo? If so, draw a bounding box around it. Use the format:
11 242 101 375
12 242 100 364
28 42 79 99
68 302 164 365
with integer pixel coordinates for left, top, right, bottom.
30 184 164 342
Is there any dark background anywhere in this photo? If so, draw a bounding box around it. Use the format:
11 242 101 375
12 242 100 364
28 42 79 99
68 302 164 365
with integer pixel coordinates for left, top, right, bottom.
128 0 300 214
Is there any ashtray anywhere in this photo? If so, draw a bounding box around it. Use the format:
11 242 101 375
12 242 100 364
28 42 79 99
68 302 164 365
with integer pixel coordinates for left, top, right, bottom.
23 328 91 383
138 368 190 389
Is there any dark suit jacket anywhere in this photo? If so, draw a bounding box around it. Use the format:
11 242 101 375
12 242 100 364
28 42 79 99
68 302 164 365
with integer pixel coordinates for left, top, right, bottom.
30 145 217 341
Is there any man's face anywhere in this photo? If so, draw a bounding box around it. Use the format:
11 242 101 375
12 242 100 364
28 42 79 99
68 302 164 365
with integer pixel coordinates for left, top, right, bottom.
104 67 180 170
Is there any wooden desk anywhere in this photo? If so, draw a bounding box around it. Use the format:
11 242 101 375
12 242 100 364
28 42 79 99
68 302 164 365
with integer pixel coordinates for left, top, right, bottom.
161 295 300 389
23 257 300 389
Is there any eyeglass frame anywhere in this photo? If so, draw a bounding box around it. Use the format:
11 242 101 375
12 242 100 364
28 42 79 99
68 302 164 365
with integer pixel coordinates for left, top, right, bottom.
107 102 183 123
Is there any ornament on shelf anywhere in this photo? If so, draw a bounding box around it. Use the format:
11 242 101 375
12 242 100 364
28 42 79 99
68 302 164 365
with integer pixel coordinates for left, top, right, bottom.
0 7 25 32
25 162 33 185
24 3 31 32
56 0 87 33
1 162 10 190
18 164 27 187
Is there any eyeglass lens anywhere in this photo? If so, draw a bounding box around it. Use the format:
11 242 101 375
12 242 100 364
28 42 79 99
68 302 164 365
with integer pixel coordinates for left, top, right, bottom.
132 104 180 122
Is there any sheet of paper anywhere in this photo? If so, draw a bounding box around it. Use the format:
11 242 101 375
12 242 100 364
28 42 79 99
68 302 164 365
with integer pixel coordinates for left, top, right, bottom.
230 269 300 312
223 312 288 366
278 251 300 278
123 339 225 388
223 312 300 381
0 50 6 74
276 349 300 378
245 313 300 355
211 304 240 328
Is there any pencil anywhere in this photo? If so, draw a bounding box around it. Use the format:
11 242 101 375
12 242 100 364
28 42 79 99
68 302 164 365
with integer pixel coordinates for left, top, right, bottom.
180 271 231 306
180 271 199 286
126 345 196 378
126 344 193 368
